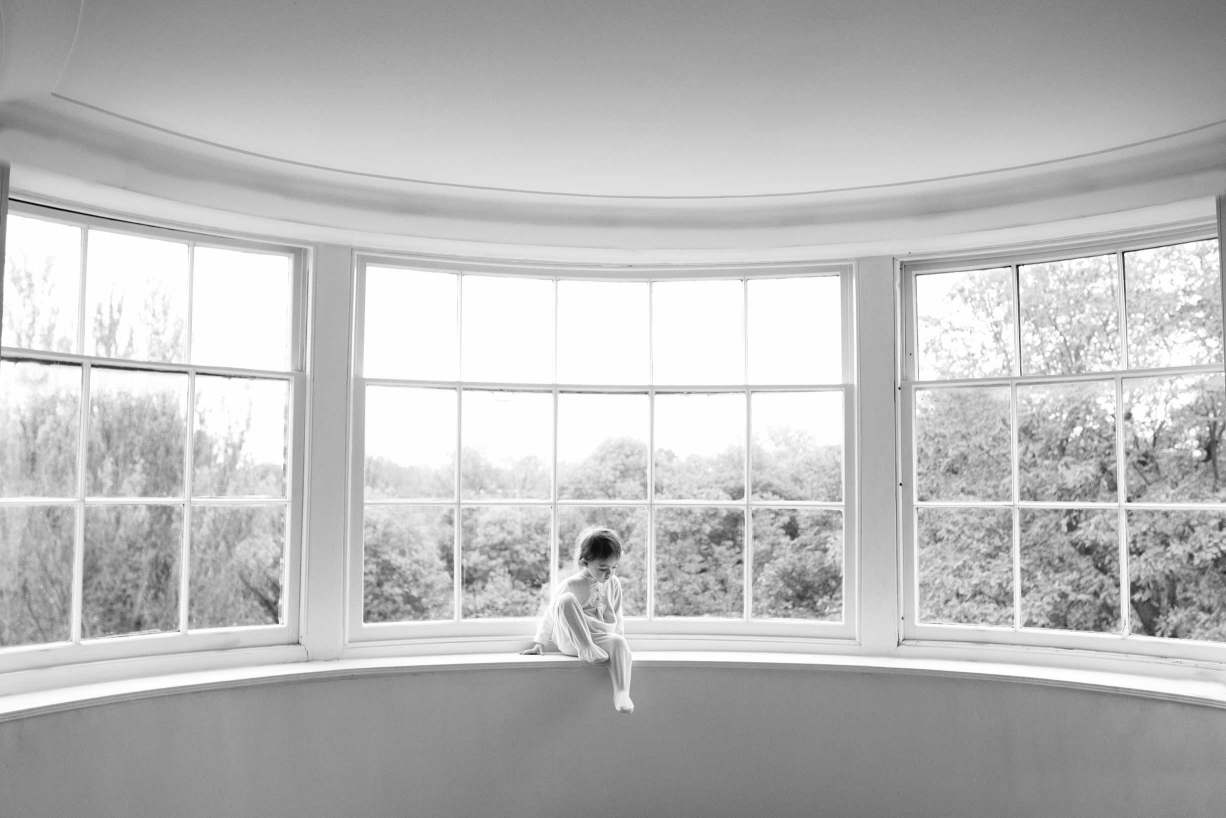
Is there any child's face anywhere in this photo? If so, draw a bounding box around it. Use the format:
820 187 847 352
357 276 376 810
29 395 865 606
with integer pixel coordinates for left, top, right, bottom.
583 556 619 582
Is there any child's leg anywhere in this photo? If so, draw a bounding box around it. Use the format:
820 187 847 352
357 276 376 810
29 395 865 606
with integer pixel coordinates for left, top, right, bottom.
592 632 633 713
552 593 608 664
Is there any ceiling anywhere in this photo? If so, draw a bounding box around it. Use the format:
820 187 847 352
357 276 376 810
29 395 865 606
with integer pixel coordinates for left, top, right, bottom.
1 0 1224 252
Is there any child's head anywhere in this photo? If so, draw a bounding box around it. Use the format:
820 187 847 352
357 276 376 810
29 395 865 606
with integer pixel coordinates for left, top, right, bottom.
574 526 623 579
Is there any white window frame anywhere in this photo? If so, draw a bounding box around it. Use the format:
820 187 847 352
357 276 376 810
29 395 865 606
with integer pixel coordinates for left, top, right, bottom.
346 253 859 648
0 201 310 674
898 217 1226 665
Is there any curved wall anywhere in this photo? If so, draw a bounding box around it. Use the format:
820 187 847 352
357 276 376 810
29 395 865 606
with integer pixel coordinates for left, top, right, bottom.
2 663 1224 818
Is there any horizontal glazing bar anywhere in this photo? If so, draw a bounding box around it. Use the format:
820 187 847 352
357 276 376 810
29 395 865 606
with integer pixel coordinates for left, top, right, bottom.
360 499 846 508
907 362 1222 389
361 378 848 392
0 348 299 379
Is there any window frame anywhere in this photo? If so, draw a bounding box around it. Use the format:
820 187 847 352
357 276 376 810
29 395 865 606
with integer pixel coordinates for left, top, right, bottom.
898 218 1226 664
347 253 859 646
0 201 310 673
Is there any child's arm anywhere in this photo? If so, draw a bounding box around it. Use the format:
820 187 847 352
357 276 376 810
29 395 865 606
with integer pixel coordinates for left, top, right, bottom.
607 575 625 636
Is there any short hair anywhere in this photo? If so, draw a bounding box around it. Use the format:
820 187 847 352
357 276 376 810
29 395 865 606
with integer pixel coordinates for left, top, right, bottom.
574 526 623 566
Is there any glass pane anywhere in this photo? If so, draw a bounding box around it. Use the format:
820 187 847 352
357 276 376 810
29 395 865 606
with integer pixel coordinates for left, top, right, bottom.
461 275 553 383
83 504 182 638
557 507 647 617
1125 374 1226 503
655 507 743 617
917 507 1013 626
461 505 550 618
652 280 744 385
189 505 284 628
0 505 74 646
0 360 80 497
654 393 744 500
2 214 80 352
915 267 1013 380
751 508 842 621
193 376 288 497
192 246 291 370
1126 240 1222 369
85 229 189 363
365 505 455 622
1020 254 1120 375
747 276 841 385
1128 510 1226 641
751 391 842 502
914 386 1011 501
88 368 187 497
557 281 649 385
365 386 455 501
1017 381 1116 503
557 393 647 500
1020 509 1119 633
461 390 551 500
364 267 457 381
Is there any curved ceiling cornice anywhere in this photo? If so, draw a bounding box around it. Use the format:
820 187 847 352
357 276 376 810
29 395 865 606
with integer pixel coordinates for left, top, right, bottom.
1 0 1224 256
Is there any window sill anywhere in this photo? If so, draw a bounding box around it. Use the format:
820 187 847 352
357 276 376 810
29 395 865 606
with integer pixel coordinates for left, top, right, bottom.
4 640 1226 724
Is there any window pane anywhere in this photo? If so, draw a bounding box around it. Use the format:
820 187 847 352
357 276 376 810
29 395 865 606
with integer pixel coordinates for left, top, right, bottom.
189 504 284 628
1128 510 1226 642
751 508 842 621
914 386 1011 502
557 281 649 385
192 246 290 370
652 280 744 385
461 275 553 383
917 507 1013 627
751 391 842 502
85 230 188 363
557 393 647 500
83 504 182 638
557 507 647 617
461 505 550 618
1017 381 1116 503
88 368 187 497
1125 240 1222 369
1020 254 1120 375
915 268 1013 380
654 506 743 618
365 386 455 501
364 267 457 381
1020 509 1119 633
364 505 454 623
654 393 744 500
1125 374 1225 503
0 505 74 646
0 360 80 497
748 276 840 384
193 376 288 498
2 214 80 353
461 390 551 500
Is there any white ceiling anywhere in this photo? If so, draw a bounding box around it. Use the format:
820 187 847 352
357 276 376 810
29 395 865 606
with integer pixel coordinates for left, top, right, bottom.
29 0 1226 198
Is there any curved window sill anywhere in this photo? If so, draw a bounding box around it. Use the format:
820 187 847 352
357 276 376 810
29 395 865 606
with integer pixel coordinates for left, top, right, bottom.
4 640 1226 725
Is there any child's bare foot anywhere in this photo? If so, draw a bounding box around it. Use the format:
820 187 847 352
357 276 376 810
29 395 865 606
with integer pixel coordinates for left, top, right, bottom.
578 644 608 664
615 693 634 714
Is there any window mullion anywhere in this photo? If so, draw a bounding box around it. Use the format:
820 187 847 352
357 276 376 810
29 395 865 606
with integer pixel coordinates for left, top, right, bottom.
742 277 751 622
1115 374 1129 636
76 227 88 356
180 372 195 633
453 274 464 623
1010 379 1021 631
646 280 655 622
71 361 91 643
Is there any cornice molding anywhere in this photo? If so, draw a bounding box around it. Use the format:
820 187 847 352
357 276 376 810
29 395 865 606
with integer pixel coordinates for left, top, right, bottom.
2 95 1224 259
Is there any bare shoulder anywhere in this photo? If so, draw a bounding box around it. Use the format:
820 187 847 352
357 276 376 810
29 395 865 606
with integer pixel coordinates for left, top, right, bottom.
561 573 589 602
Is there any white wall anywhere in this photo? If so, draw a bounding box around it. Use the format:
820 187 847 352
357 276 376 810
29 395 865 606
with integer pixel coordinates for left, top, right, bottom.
2 664 1223 818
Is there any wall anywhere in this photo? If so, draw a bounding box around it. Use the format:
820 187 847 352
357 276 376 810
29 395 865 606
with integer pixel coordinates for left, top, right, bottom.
2 663 1223 818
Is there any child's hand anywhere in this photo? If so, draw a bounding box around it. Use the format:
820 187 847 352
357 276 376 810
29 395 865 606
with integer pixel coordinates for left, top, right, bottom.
520 643 544 655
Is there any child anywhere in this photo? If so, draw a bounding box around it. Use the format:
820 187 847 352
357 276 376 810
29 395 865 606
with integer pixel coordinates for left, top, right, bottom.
521 526 634 714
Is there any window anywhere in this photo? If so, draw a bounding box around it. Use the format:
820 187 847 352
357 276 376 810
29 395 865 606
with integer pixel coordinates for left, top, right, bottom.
351 259 853 640
902 235 1226 655
0 206 304 661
